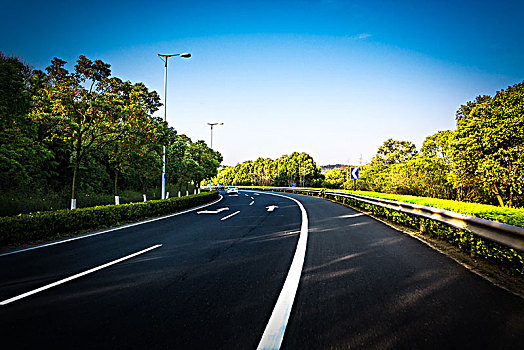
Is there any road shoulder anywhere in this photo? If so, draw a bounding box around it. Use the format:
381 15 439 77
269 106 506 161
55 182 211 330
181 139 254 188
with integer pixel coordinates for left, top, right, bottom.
328 198 524 300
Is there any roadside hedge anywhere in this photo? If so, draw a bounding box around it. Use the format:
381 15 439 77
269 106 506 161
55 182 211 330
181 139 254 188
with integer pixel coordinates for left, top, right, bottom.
0 191 219 246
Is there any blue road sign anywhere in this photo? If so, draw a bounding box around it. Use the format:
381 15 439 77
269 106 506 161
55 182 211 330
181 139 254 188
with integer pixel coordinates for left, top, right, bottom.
350 167 359 180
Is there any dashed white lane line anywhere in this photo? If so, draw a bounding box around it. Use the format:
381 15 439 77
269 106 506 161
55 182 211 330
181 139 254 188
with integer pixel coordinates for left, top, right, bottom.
220 211 241 221
255 191 309 350
250 201 255 206
0 244 162 306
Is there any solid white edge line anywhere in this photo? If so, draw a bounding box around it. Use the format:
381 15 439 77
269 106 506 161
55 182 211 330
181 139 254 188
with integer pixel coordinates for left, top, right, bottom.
0 244 162 305
220 211 241 221
0 196 224 258
253 191 309 350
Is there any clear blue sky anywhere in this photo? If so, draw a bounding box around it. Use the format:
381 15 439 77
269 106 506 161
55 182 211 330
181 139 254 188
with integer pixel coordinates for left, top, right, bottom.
2 0 523 166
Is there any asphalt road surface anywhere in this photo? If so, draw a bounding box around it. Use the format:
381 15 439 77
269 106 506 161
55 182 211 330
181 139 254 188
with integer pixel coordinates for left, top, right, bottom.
1 190 524 349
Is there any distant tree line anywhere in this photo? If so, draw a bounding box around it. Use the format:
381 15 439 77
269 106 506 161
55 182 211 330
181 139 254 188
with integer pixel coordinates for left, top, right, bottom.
215 152 323 188
0 52 222 211
218 81 523 208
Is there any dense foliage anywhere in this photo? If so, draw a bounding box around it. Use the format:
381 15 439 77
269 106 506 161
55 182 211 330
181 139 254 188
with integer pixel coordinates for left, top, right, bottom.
323 82 524 208
215 152 323 188
0 53 222 215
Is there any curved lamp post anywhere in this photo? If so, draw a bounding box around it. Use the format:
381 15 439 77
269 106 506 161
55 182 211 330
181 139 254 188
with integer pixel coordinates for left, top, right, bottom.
157 52 191 199
208 122 223 190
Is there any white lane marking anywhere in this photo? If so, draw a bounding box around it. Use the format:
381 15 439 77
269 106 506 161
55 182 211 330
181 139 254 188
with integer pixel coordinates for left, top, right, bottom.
0 244 162 305
250 201 255 206
339 213 365 219
220 211 241 221
0 196 223 258
255 191 308 350
251 197 254 200
266 205 279 212
197 207 229 214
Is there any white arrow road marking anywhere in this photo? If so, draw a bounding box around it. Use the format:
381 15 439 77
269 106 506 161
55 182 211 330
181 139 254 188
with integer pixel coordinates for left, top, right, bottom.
266 205 279 212
197 207 229 214
1 244 163 305
220 211 240 221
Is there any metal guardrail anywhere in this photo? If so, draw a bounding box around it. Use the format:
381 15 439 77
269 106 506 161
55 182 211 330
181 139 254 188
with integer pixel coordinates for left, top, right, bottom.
241 186 524 252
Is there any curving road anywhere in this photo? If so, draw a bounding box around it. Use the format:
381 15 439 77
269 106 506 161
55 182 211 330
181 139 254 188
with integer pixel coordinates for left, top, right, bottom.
1 190 524 349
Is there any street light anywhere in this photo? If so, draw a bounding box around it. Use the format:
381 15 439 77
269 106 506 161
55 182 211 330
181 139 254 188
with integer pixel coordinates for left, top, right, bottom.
157 52 191 199
208 122 223 190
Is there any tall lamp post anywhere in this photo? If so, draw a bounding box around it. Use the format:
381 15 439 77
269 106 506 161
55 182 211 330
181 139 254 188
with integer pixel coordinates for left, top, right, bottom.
208 122 223 190
157 52 191 199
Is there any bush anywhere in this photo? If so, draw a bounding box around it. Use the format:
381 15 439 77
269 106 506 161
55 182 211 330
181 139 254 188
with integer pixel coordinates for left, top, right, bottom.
0 191 218 246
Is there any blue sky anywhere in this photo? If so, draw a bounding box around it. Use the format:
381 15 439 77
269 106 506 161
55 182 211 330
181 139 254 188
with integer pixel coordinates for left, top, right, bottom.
2 0 523 166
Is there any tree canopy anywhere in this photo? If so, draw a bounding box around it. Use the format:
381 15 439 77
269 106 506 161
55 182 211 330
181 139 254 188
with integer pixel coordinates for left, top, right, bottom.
0 53 223 211
215 152 323 188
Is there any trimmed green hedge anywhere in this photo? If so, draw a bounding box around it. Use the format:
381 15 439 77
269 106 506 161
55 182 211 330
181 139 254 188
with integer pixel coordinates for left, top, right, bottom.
0 191 219 246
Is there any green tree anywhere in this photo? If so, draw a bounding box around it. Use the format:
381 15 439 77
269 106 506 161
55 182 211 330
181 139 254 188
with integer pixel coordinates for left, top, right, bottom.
104 79 162 203
31 56 126 208
374 138 417 165
323 168 345 189
0 53 50 192
273 152 322 187
360 139 418 193
215 166 236 186
451 81 524 207
166 133 189 196
455 95 492 122
233 161 254 185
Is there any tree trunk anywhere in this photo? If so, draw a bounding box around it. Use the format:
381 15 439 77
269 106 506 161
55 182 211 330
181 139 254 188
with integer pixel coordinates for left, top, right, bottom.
71 132 83 210
71 159 79 210
493 185 505 207
138 174 147 201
